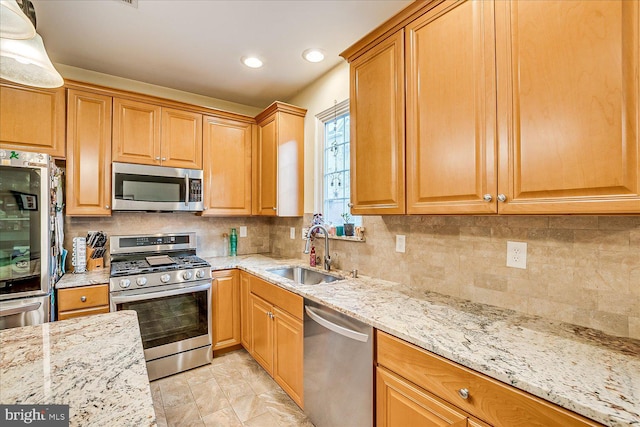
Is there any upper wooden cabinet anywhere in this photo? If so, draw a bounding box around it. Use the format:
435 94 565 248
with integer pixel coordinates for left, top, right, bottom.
495 0 640 214
342 0 640 215
202 116 254 216
253 102 306 217
350 29 406 215
0 82 66 157
112 98 203 169
66 89 113 216
406 1 497 214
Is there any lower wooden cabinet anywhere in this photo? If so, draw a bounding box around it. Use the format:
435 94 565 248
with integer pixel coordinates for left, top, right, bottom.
376 331 600 427
57 284 109 320
248 274 304 408
211 270 241 351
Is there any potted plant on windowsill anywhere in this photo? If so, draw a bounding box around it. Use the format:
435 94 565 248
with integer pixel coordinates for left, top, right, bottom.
341 212 354 237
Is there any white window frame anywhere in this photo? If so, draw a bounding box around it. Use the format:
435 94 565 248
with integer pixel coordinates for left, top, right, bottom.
314 99 360 226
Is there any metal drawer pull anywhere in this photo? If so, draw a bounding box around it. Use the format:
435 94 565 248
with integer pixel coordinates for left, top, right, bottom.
458 388 469 399
483 194 492 202
497 194 507 203
80 296 87 302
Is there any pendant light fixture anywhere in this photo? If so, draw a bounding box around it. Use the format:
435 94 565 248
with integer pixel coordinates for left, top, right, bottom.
0 0 63 88
0 0 36 39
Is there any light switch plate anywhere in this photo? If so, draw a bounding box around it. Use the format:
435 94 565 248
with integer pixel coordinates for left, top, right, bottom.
239 226 247 237
396 235 406 253
506 241 527 269
290 227 296 239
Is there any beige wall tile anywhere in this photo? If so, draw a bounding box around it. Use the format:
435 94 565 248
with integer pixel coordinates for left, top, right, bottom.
629 317 640 339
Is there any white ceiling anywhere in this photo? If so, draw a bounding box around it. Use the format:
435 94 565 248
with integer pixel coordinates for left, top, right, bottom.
32 0 412 108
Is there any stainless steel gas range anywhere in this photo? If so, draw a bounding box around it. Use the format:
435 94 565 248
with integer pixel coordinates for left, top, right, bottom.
109 232 212 381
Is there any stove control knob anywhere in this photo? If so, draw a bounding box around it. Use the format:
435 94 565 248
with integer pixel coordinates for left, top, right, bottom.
160 274 171 283
195 269 205 279
119 279 131 289
136 277 148 286
183 271 193 280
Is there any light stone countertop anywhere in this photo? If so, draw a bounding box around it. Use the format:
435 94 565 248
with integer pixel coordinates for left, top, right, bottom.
0 310 156 426
54 254 640 426
55 269 109 289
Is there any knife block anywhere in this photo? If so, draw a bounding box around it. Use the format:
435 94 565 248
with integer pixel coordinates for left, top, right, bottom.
86 248 104 271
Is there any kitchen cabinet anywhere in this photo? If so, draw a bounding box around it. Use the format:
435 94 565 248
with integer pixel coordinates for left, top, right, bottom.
376 330 600 427
113 97 203 169
349 30 405 215
494 0 640 214
253 102 306 217
249 274 304 407
211 270 241 351
406 0 497 214
343 0 640 215
0 82 66 157
240 272 252 351
57 284 109 320
65 89 113 216
202 116 254 216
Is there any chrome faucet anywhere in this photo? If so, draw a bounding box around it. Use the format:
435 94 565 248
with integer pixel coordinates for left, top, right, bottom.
304 224 331 271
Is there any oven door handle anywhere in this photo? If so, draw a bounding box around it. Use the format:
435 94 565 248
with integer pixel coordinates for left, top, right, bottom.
184 174 189 206
0 301 42 317
111 282 211 304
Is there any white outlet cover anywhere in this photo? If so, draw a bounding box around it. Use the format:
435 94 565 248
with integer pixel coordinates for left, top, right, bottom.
239 226 247 237
290 227 296 239
396 235 406 253
506 241 527 269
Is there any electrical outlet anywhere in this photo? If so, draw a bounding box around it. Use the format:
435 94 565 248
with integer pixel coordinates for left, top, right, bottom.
239 226 247 237
506 241 527 269
395 235 406 253
290 227 296 239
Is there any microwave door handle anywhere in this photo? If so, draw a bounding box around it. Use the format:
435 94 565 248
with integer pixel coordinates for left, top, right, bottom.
185 174 189 206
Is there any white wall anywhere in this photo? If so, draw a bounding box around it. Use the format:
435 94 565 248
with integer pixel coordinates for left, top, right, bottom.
56 63 262 117
286 62 350 213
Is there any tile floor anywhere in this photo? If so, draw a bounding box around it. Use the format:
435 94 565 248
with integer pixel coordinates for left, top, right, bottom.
150 349 315 427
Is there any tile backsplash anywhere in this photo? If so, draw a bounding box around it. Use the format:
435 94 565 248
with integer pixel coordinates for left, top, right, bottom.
270 214 640 340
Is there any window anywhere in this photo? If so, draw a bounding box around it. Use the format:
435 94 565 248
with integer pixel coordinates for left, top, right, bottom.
317 100 360 227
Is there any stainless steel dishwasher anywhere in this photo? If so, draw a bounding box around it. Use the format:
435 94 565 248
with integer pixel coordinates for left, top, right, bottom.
304 299 373 427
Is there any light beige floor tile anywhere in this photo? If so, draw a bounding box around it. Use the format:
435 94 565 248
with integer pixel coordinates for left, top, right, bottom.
183 365 215 385
218 378 255 400
229 393 269 422
259 389 308 426
246 370 279 395
201 407 243 427
243 411 281 427
164 401 203 427
189 377 230 417
159 379 194 408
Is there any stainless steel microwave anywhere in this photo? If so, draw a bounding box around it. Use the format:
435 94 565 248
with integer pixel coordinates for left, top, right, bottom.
112 162 203 212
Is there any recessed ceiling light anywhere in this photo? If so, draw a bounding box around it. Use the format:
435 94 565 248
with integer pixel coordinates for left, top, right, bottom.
242 56 263 68
302 48 325 63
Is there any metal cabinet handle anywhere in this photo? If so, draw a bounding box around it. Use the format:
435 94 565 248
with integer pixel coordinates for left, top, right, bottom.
483 194 492 202
161 157 166 161
272 207 277 211
497 194 507 203
80 296 87 302
155 156 160 160
348 202 354 207
458 388 469 399
105 205 110 209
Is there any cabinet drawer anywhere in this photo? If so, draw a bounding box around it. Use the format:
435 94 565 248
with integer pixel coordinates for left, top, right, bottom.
250 276 303 320
58 306 110 321
376 331 600 427
58 284 109 312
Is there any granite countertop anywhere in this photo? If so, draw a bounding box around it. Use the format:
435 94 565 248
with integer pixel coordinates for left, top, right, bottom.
54 254 640 426
0 311 156 426
55 269 110 289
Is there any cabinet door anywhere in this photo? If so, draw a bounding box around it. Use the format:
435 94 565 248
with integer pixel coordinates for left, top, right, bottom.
202 117 253 215
377 366 468 427
161 107 203 169
66 90 112 216
0 83 65 157
273 306 304 408
496 0 640 213
250 294 273 374
406 1 497 214
276 112 304 217
112 97 161 165
253 115 278 215
350 29 405 214
211 270 240 351
240 272 252 351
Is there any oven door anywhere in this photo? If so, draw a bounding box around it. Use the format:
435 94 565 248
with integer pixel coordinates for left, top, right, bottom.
110 281 211 361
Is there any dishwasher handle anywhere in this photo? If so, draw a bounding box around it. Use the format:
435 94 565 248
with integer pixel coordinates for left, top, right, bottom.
305 305 370 342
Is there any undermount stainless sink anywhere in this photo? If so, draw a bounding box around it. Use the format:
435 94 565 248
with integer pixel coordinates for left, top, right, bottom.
267 266 343 285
